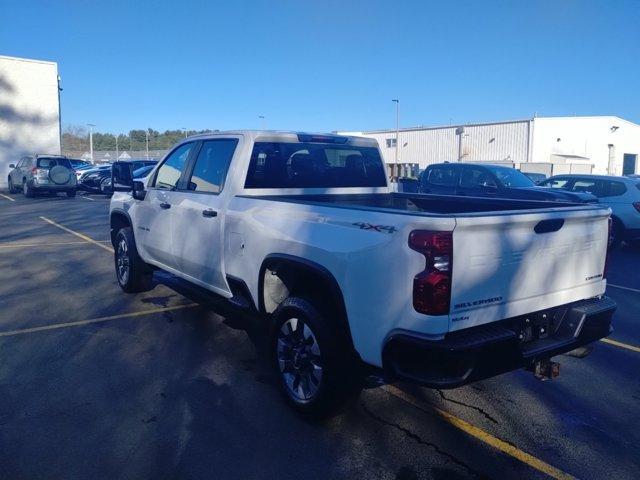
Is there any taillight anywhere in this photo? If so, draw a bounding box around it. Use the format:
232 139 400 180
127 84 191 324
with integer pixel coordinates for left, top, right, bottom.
633 202 640 213
408 230 453 315
31 167 37 175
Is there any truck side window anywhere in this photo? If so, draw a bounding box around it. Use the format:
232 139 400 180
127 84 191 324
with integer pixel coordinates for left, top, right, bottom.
427 166 457 186
153 143 194 190
187 139 238 194
460 167 496 188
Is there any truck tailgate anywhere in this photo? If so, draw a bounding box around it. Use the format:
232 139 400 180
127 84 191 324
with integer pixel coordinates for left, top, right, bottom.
449 206 610 331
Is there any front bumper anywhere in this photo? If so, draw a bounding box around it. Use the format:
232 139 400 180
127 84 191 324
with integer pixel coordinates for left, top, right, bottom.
382 296 616 389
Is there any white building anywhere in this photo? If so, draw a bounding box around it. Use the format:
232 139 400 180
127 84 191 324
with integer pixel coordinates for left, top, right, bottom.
344 116 640 177
0 55 61 189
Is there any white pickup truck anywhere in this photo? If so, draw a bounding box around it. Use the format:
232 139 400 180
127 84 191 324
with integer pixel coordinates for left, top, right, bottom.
109 131 615 416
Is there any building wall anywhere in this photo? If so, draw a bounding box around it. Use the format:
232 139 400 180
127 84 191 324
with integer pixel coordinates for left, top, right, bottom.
354 120 531 170
530 116 640 175
0 55 61 188
348 116 640 176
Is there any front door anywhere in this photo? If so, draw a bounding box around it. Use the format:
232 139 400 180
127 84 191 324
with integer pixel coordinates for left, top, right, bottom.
170 138 239 295
134 142 196 270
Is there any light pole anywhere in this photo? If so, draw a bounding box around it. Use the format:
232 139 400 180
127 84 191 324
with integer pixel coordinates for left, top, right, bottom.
145 131 149 160
182 127 187 138
115 135 119 161
259 115 266 129
392 99 400 175
87 123 96 163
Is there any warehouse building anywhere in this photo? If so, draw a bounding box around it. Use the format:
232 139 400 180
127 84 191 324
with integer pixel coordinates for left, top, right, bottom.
343 116 640 177
0 55 61 189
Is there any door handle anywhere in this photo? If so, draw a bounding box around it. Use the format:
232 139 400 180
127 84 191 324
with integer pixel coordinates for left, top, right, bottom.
202 209 218 218
159 202 171 209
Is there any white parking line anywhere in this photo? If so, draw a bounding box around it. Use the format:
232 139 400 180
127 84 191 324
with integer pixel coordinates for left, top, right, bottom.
0 193 16 202
82 196 95 201
608 283 640 294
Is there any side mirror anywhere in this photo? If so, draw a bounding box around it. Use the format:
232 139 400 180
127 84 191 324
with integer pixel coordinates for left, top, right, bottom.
9 164 15 168
112 161 133 192
132 180 146 200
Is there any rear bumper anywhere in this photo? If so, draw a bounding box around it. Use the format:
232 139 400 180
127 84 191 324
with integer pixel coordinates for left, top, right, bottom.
382 296 616 389
32 182 76 191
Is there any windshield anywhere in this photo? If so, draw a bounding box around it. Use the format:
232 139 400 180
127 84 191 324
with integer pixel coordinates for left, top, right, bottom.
245 142 387 189
485 165 534 187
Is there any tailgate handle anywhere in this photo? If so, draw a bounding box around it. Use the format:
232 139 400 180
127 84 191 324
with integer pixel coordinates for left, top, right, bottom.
534 219 564 234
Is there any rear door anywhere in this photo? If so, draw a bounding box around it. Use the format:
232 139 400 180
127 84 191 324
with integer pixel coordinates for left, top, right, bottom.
449 206 609 331
169 137 239 295
134 142 196 270
420 164 459 194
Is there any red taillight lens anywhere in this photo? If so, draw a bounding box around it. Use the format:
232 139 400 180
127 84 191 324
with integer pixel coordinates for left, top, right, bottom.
409 230 453 315
31 167 38 175
633 202 640 213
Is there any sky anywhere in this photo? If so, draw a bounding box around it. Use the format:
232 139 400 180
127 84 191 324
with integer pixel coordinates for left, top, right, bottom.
1 0 639 134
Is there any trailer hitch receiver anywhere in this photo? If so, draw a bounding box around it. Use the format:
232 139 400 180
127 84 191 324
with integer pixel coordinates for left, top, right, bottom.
529 359 560 381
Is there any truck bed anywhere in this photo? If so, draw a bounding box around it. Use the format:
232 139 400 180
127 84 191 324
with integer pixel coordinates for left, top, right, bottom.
242 192 588 216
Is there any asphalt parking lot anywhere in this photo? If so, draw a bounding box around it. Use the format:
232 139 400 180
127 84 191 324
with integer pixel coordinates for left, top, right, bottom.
1 190 639 480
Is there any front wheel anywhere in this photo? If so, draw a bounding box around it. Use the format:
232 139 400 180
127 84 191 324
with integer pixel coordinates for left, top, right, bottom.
270 297 362 417
114 227 153 292
8 177 16 194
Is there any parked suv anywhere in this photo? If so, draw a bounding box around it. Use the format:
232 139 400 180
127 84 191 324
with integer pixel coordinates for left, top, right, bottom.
8 155 77 197
539 174 640 247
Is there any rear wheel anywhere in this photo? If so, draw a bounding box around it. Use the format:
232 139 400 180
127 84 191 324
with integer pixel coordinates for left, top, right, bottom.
609 217 624 249
22 179 33 198
270 296 362 418
114 227 153 292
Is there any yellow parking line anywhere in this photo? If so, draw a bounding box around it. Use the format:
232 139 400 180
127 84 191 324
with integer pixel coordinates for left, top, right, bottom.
381 385 575 480
0 303 199 338
0 193 15 202
601 337 640 353
0 240 111 249
40 216 114 253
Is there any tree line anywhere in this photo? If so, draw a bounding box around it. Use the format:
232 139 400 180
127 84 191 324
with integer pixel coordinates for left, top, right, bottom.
62 125 217 152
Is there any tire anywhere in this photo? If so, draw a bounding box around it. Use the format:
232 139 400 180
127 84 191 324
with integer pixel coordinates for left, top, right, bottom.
270 296 362 418
23 179 33 198
609 217 624 250
114 227 153 293
8 177 16 194
66 189 77 198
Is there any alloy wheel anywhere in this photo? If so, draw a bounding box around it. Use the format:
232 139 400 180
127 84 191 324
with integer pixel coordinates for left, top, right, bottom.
277 317 323 402
116 237 130 284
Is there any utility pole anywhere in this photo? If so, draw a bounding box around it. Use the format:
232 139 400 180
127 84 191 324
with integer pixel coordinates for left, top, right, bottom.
87 123 96 163
115 135 119 161
145 131 149 160
182 127 188 138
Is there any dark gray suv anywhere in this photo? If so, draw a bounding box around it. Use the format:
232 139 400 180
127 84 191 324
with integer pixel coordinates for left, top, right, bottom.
8 155 77 197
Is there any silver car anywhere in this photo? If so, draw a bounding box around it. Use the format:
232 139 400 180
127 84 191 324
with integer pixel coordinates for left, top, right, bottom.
8 155 77 197
539 174 640 247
